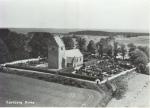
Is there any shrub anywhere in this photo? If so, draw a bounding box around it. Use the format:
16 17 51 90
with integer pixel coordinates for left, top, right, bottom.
111 78 128 100
128 43 136 52
129 49 148 74
145 66 150 75
138 46 149 60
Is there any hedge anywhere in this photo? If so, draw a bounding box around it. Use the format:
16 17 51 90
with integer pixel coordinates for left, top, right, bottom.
59 72 96 81
5 64 97 81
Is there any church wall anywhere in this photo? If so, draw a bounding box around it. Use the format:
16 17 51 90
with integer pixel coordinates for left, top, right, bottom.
48 46 59 69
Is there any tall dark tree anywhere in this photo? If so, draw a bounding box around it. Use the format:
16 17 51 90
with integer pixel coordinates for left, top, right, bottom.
97 37 113 57
106 44 113 57
96 42 103 57
0 38 9 64
0 29 29 61
97 38 106 57
87 40 96 54
75 37 87 52
62 36 74 50
0 29 10 42
28 32 53 58
113 41 119 59
119 44 127 60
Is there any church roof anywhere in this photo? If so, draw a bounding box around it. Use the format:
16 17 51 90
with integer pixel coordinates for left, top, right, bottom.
65 49 83 58
54 35 65 47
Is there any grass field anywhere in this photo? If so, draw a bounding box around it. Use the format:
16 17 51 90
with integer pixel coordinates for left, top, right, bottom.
77 35 149 47
0 72 102 107
115 36 149 47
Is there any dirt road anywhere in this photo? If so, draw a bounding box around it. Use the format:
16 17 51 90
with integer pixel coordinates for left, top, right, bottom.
107 72 150 107
0 72 102 107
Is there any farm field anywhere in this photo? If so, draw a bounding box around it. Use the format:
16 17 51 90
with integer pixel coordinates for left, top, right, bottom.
77 35 149 47
115 36 149 47
0 72 102 107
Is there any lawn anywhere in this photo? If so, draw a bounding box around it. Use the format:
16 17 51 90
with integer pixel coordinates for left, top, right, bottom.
0 72 102 107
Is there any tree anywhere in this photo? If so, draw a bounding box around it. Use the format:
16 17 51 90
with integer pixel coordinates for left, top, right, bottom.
87 40 96 54
0 29 10 42
0 38 9 64
137 46 149 59
106 44 113 57
128 43 136 52
96 42 103 57
113 41 119 59
28 32 52 58
62 36 74 50
96 38 107 57
129 49 149 74
119 44 127 60
0 29 29 61
97 37 114 57
75 37 87 52
129 49 148 65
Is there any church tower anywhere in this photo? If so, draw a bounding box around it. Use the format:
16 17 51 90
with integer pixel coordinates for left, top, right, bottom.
48 35 66 69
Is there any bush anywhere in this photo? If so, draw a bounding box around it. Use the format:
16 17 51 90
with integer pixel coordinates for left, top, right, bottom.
129 49 149 74
59 71 96 81
111 78 128 99
138 46 149 61
58 67 74 73
6 64 97 81
145 66 150 75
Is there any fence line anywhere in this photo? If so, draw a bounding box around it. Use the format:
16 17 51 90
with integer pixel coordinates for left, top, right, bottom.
2 57 42 66
98 68 136 85
3 65 135 85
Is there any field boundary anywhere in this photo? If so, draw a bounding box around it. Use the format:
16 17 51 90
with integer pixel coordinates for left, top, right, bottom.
3 57 42 65
99 68 136 85
2 65 135 85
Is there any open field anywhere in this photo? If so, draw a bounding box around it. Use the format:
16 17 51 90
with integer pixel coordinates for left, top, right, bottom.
77 35 149 47
115 36 149 47
0 72 102 107
107 72 150 107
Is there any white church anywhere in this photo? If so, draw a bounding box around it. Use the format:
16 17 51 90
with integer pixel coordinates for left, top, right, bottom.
48 35 83 70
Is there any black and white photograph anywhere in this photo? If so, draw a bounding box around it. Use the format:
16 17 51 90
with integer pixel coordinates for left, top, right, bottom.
0 0 149 107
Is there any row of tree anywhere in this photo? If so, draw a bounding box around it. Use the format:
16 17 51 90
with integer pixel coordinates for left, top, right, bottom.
69 30 149 37
0 29 54 63
0 29 30 63
63 36 128 60
62 35 149 74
